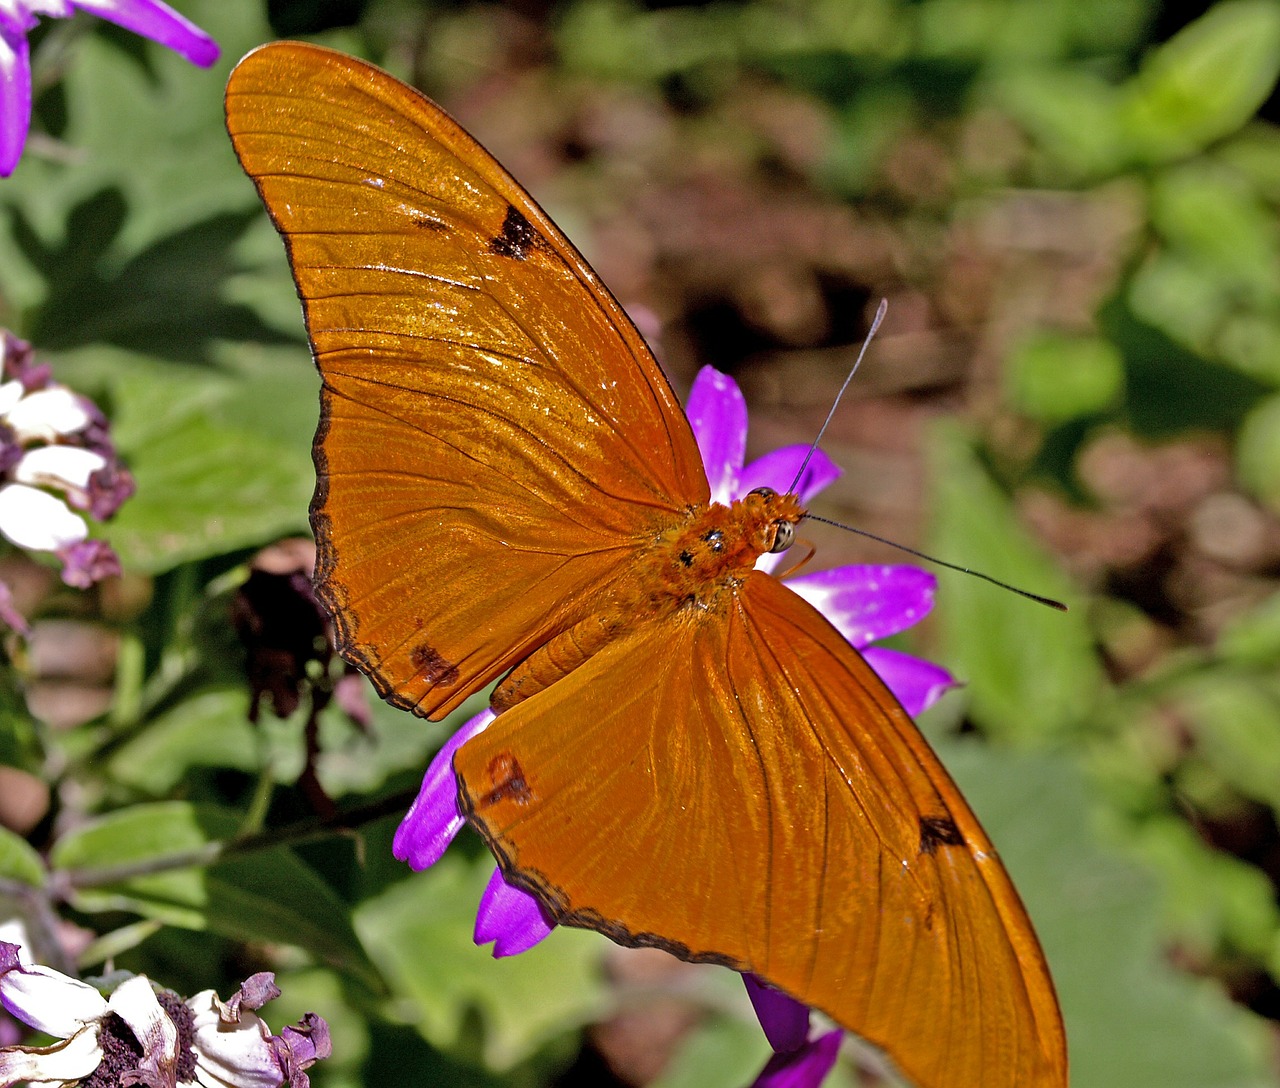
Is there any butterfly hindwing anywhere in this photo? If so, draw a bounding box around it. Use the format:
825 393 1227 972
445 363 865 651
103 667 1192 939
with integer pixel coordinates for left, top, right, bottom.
455 571 1065 1088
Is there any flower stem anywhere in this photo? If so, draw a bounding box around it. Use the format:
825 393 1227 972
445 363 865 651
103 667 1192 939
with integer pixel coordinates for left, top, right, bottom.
59 787 420 889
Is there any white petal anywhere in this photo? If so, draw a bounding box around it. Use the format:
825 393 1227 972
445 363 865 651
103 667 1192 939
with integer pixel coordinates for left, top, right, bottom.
13 446 106 491
0 960 108 1037
185 991 281 1088
0 920 32 960
0 484 86 550
4 388 92 441
0 381 24 416
109 975 178 1081
0 1024 104 1087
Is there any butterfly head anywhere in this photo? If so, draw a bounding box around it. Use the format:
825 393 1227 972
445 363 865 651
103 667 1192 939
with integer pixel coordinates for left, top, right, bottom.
744 486 800 554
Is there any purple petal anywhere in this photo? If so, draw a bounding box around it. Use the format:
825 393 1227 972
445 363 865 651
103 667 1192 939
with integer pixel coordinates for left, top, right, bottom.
0 424 24 476
686 367 747 504
224 973 280 1019
738 446 840 505
0 1008 22 1047
750 1029 842 1088
784 565 936 647
743 975 809 1053
85 460 136 520
393 710 493 869
333 671 373 732
0 18 32 177
474 868 554 957
0 332 46 390
71 0 220 67
862 646 958 716
0 581 29 636
278 1013 332 1066
267 1013 331 1088
56 538 121 588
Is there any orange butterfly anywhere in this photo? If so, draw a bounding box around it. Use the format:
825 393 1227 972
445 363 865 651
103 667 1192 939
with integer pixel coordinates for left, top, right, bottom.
225 42 1067 1088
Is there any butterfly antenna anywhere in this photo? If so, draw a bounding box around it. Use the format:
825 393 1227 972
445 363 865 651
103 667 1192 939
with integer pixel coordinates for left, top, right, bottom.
804 514 1069 611
787 299 889 495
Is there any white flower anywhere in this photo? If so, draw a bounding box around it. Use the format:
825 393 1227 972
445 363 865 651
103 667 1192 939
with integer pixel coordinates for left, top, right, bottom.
0 332 134 629
0 943 331 1088
0 483 88 551
0 945 177 1087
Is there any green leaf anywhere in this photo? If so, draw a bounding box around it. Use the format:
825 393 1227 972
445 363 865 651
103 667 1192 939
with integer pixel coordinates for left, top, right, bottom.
992 67 1126 177
50 802 380 989
58 352 317 572
1130 814 1280 964
941 742 1274 1088
356 852 608 1071
0 669 41 771
1218 592 1280 666
1128 250 1232 351
0 825 45 887
105 688 266 794
1219 125 1280 203
1174 672 1280 813
1120 0 1280 163
926 423 1103 740
1005 332 1124 423
1150 164 1280 298
652 1012 770 1088
317 687 486 799
1099 297 1267 436
1237 392 1280 512
1216 312 1280 387
105 682 476 801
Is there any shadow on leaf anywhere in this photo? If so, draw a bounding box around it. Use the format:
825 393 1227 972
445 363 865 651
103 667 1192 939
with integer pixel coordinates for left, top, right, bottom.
11 186 299 364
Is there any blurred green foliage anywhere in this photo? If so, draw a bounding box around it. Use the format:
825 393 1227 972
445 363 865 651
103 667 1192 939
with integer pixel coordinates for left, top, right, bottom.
2 0 1280 1086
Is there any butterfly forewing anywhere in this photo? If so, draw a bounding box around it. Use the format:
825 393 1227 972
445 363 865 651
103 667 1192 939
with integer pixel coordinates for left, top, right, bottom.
225 43 709 717
455 572 1066 1088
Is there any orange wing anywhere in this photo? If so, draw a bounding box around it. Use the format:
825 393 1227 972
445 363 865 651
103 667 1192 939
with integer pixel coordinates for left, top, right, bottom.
455 571 1066 1088
225 43 709 718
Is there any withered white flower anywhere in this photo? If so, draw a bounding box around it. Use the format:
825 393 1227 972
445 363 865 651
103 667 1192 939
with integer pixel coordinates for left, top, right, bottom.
0 942 330 1088
0 332 135 631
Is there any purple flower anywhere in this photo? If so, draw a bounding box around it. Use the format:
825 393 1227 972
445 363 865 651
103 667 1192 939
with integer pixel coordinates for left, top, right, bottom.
0 941 331 1088
686 366 954 718
393 366 957 1085
393 709 494 872
749 1028 842 1088
0 0 219 176
0 332 133 631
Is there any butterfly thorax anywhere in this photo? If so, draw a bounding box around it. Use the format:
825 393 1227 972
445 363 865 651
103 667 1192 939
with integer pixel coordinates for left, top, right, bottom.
634 488 805 616
490 489 804 713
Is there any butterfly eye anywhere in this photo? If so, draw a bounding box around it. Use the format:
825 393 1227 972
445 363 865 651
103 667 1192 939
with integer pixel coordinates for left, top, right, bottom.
768 520 796 553
748 486 777 500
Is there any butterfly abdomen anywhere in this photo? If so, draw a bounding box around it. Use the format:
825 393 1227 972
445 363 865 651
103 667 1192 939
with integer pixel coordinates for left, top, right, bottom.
491 614 623 711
